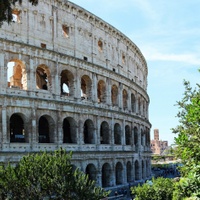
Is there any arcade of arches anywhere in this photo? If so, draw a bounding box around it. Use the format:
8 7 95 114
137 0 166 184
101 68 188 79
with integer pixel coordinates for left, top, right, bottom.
3 57 151 188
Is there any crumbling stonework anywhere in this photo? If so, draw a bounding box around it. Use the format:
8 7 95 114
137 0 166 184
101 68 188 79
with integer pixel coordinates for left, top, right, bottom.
0 0 151 189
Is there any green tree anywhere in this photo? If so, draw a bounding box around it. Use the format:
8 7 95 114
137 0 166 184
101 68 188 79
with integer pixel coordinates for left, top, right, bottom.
131 177 174 200
0 0 38 26
0 148 109 200
172 75 200 199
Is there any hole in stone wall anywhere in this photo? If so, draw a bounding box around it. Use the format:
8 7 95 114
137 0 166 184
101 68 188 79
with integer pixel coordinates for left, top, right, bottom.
98 40 103 52
62 25 69 38
12 9 21 23
41 43 46 48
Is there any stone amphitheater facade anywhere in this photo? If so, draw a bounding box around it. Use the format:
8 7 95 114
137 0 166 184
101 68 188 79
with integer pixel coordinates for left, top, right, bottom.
0 0 151 189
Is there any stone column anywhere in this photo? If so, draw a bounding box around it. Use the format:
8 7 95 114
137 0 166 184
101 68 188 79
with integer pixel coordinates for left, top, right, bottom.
122 119 125 146
2 106 8 144
96 115 100 145
0 53 6 90
74 68 81 101
57 110 63 145
29 58 35 91
31 106 37 146
127 87 132 111
106 77 112 106
123 160 127 184
92 73 97 103
54 60 60 96
118 82 123 109
111 117 114 145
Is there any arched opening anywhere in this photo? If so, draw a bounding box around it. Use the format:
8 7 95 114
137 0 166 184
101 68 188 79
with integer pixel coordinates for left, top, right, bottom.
116 162 123 185
125 125 131 145
10 114 25 143
83 119 95 144
134 127 138 152
100 121 110 144
135 160 139 181
97 80 106 103
63 117 77 143
36 65 51 90
81 75 92 100
123 89 128 109
7 60 27 90
131 93 136 112
127 161 132 183
114 123 121 145
86 164 97 182
111 84 118 106
102 163 112 187
38 116 50 143
60 70 74 96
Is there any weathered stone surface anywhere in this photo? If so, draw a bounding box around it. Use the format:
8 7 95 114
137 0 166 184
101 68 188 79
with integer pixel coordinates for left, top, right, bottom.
0 0 151 189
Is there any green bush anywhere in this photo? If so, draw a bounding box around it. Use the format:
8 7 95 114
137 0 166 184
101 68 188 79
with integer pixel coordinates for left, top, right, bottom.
131 177 174 200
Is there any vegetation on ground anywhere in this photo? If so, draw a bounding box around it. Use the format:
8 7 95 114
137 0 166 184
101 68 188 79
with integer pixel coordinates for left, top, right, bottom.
172 74 200 199
0 148 109 200
131 177 175 200
132 71 200 199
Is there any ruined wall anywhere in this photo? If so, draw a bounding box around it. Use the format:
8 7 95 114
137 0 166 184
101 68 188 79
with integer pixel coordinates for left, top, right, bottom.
0 0 151 189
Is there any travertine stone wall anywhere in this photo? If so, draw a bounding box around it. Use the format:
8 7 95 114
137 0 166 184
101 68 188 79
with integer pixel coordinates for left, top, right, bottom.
0 0 151 189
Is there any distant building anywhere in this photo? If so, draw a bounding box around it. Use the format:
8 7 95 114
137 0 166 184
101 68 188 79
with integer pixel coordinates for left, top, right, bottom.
151 129 168 155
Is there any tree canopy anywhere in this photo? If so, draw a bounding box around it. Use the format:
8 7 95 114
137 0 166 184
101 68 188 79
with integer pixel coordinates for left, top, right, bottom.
0 148 109 200
0 0 38 26
172 73 200 199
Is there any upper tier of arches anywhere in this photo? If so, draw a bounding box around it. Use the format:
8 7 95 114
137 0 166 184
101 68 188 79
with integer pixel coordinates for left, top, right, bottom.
1 0 148 91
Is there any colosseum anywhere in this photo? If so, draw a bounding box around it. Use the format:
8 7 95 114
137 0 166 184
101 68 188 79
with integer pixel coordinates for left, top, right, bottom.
0 0 151 190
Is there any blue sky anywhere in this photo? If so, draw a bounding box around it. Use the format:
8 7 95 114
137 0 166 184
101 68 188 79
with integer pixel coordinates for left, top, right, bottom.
70 0 200 145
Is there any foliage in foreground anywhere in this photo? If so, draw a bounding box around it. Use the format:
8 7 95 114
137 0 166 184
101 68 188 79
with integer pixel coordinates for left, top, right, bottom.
131 177 174 200
0 148 109 200
172 75 200 199
0 0 38 26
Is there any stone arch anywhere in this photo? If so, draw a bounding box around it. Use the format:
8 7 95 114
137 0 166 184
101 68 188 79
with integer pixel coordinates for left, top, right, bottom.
111 84 118 106
115 162 123 185
100 121 110 144
97 80 106 103
7 59 27 90
125 125 131 145
135 160 140 180
36 65 51 91
38 115 55 143
123 89 128 109
127 161 132 183
114 123 121 145
81 75 92 100
131 93 136 112
63 117 77 143
10 113 27 143
83 119 95 144
60 69 74 97
86 163 97 182
102 163 112 187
